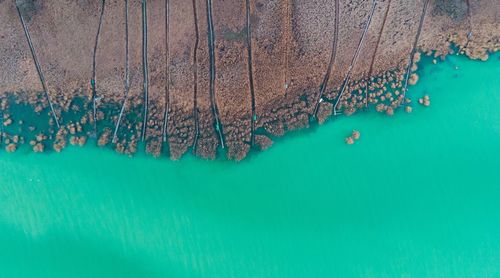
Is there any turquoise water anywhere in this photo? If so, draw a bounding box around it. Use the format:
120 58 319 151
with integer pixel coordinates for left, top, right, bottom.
0 53 499 277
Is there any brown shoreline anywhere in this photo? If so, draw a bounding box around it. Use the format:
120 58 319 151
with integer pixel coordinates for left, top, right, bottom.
1 0 499 160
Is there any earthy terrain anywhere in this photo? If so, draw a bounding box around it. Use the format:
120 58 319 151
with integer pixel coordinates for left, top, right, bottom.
1 0 499 160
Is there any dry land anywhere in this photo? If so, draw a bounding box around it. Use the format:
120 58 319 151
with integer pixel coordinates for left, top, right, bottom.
1 0 498 160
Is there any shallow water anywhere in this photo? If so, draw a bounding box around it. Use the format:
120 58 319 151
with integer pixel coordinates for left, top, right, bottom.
0 53 499 277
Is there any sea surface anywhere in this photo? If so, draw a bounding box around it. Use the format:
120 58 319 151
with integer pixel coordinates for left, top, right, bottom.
0 53 499 277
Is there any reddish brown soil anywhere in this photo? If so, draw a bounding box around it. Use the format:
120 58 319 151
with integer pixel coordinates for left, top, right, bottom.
1 0 499 160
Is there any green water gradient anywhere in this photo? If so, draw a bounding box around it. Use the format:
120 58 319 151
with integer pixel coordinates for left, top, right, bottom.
0 53 499 277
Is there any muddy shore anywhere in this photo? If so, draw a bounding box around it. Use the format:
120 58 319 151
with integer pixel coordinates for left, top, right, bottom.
1 0 499 160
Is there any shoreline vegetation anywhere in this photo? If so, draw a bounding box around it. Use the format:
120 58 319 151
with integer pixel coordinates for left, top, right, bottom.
1 1 498 161
0 49 495 160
